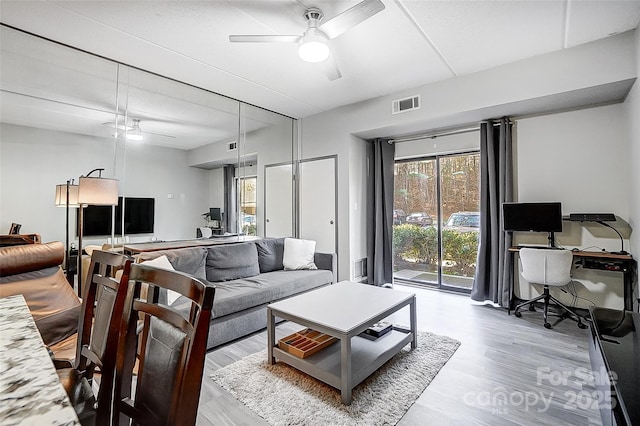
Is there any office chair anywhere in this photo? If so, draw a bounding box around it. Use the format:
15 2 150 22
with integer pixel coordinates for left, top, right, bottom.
514 248 587 329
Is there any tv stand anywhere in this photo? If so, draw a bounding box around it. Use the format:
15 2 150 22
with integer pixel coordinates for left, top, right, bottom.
547 231 556 248
588 307 639 426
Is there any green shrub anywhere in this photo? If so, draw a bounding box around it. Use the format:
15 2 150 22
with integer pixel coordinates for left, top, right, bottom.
393 224 437 264
441 230 479 276
393 225 479 277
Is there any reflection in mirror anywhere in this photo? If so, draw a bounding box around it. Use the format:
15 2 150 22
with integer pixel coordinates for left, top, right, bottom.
189 100 295 239
115 64 242 243
264 163 294 237
0 25 120 256
238 103 294 238
0 25 296 259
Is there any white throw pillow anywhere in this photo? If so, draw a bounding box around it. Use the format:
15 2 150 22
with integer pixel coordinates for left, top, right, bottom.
283 238 318 271
198 227 212 238
141 255 181 305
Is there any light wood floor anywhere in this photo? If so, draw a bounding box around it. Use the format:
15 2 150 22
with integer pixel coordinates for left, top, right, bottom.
196 284 602 426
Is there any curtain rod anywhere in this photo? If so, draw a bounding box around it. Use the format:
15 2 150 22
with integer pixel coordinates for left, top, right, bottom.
389 119 513 144
390 126 479 144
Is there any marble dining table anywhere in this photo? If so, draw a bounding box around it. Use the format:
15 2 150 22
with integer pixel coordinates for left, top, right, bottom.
0 294 80 425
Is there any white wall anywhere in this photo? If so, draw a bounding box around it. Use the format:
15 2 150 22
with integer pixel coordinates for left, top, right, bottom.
349 136 368 280
514 104 630 309
0 123 209 245
208 168 224 217
624 27 640 262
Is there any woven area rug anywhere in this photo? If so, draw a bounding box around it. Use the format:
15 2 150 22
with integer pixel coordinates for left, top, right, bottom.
211 331 460 426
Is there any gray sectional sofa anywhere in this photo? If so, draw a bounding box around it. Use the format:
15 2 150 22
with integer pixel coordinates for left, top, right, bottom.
136 238 336 349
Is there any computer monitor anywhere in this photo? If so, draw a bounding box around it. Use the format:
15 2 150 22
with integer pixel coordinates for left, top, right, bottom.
502 202 563 247
502 202 563 232
209 207 222 222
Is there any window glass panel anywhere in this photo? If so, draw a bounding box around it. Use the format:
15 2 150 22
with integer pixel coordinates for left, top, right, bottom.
393 159 438 284
440 153 481 290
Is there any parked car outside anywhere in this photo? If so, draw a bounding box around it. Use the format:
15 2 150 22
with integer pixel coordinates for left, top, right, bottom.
393 209 406 225
445 211 480 232
406 212 433 226
242 214 256 225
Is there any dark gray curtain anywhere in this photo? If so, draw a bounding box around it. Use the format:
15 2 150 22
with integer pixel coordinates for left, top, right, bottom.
471 118 513 307
223 164 236 234
366 138 395 286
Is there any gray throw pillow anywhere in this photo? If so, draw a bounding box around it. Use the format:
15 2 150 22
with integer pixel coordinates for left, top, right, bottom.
137 247 208 282
255 238 285 273
206 242 260 282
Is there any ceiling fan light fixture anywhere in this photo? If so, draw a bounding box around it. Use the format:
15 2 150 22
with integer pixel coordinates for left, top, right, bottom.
298 32 330 63
126 119 144 141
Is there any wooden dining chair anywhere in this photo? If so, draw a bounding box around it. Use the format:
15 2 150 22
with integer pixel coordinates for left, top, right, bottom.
55 249 132 425
112 263 215 426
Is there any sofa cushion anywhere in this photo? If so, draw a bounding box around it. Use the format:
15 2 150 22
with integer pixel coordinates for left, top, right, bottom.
186 269 333 318
136 247 207 282
253 269 333 301
206 242 260 282
283 238 317 270
0 241 64 277
255 238 285 273
0 266 81 346
0 242 81 346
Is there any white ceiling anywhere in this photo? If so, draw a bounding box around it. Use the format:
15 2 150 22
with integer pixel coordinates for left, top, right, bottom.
1 0 638 122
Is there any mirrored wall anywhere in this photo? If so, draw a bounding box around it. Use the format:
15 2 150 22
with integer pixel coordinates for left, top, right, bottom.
0 25 295 251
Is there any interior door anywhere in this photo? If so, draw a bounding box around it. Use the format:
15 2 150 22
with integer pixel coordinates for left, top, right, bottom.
299 156 336 254
264 163 293 238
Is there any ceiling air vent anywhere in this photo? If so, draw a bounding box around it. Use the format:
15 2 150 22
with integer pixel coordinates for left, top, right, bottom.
392 95 420 115
228 142 237 151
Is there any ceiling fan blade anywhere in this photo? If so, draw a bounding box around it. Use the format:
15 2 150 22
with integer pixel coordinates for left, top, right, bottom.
144 130 176 139
229 35 300 43
319 54 342 81
319 0 385 39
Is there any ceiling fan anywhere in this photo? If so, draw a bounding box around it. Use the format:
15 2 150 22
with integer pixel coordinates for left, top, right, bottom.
229 0 385 80
102 118 176 141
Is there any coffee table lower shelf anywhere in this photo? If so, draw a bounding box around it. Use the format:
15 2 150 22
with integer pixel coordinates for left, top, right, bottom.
272 329 413 393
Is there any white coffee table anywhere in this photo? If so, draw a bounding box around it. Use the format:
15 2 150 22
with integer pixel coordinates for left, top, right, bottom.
267 281 417 404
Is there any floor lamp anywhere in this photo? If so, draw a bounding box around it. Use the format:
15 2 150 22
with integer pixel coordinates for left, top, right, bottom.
77 168 119 297
55 180 79 285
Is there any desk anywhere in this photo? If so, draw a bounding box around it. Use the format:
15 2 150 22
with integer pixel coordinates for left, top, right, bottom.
0 295 80 425
509 248 637 311
123 235 261 255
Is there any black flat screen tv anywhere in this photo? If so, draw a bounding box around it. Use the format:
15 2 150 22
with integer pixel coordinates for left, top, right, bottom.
78 197 155 236
502 202 562 233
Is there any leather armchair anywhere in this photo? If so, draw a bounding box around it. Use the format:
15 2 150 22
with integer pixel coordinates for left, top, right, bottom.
0 241 81 357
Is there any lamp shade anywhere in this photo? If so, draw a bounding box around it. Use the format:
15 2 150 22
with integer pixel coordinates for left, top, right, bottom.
55 184 80 207
78 176 119 205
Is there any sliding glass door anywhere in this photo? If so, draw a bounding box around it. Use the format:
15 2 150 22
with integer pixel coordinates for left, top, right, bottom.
393 152 480 292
